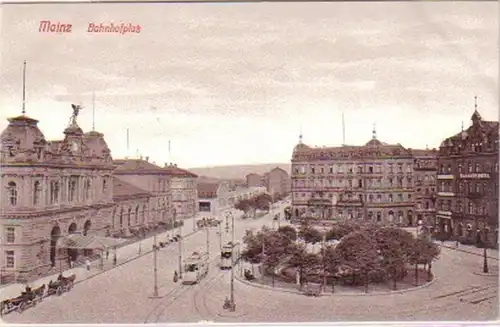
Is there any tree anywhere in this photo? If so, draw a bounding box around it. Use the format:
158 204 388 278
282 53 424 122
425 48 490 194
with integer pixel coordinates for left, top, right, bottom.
234 199 253 217
298 226 323 245
325 222 358 241
322 244 342 292
288 244 320 289
334 230 381 293
254 193 272 213
277 225 297 242
373 227 416 290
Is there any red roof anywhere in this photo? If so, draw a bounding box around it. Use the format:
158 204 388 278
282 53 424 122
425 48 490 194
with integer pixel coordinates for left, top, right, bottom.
114 159 167 175
113 177 151 200
198 182 219 199
163 165 198 178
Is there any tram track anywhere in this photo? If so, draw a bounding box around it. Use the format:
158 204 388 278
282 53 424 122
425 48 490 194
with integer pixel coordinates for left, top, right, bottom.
143 257 224 323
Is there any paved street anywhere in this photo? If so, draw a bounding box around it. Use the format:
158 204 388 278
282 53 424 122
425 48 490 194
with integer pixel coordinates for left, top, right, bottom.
2 203 497 323
0 204 288 324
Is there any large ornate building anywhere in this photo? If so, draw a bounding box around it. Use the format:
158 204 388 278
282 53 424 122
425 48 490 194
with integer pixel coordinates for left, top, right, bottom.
0 106 181 283
436 107 498 245
0 110 115 282
413 149 438 227
291 129 425 225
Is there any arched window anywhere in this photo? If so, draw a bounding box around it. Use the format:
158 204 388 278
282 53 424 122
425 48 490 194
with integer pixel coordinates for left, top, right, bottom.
475 182 481 193
33 181 41 205
142 205 146 223
69 179 77 202
127 208 132 226
468 163 472 173
475 163 481 173
50 181 60 204
439 164 444 173
468 202 473 214
119 209 123 228
102 178 107 193
447 165 452 173
84 179 91 200
458 163 463 173
135 206 139 224
7 182 17 206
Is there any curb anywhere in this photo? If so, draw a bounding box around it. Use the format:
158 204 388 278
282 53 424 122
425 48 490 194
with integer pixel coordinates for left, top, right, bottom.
438 243 499 261
472 271 499 277
235 273 438 297
74 229 200 286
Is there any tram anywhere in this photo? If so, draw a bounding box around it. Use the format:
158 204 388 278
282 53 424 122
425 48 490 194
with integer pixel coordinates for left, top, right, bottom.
182 252 209 285
220 241 240 270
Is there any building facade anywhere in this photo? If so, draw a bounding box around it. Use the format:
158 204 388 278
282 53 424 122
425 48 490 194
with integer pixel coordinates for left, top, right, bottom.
0 113 115 282
163 163 198 220
266 167 291 200
291 131 421 225
413 150 438 227
436 109 498 245
246 173 263 187
113 159 174 229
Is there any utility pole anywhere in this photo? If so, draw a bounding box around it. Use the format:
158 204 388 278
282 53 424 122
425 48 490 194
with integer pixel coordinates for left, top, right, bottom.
219 220 223 252
230 212 236 311
206 225 210 272
177 211 183 279
149 233 160 298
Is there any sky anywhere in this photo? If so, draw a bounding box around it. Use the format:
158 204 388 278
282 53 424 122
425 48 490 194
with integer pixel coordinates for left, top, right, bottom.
0 2 498 168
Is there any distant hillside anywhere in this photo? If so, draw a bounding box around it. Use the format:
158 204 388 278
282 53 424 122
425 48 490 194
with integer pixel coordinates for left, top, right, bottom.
189 163 290 180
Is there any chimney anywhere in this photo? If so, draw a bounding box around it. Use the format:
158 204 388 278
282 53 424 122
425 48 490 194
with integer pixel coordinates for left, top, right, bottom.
145 156 149 162
164 162 168 168
174 164 177 168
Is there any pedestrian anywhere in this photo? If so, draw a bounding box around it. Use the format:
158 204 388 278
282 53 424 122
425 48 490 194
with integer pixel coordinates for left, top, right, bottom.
85 258 90 271
113 253 117 266
138 243 142 255
106 249 109 260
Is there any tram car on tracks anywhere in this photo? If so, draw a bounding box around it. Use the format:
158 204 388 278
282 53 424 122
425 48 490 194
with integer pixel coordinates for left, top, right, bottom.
182 252 209 285
220 241 240 270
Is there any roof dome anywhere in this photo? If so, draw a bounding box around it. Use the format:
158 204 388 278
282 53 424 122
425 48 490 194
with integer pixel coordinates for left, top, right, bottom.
0 115 47 161
84 131 112 159
293 142 310 152
365 138 382 147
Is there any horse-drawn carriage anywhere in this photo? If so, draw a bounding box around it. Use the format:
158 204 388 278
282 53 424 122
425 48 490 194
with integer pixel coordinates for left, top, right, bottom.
244 269 255 281
0 284 45 316
47 273 76 296
0 273 76 316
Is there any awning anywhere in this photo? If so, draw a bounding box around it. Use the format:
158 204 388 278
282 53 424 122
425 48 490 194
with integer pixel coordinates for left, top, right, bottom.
57 234 128 251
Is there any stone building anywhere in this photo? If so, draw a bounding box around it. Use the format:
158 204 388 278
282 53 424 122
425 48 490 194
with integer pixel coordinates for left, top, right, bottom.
291 129 423 225
265 167 291 200
113 159 174 229
246 173 263 187
0 111 115 282
111 177 152 237
413 149 438 227
163 163 198 220
436 107 498 244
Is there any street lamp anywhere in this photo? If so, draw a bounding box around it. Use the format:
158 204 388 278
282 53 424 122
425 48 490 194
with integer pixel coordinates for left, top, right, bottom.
229 212 236 311
176 210 183 280
482 226 489 274
149 233 161 298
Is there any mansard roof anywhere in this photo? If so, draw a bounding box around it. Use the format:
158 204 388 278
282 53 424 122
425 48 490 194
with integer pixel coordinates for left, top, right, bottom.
163 164 198 178
113 159 169 175
292 138 412 161
113 177 151 201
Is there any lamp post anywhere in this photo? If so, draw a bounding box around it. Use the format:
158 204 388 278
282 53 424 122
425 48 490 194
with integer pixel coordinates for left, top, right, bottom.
176 210 183 280
229 212 236 311
218 221 223 252
482 226 489 274
149 232 161 298
206 224 210 272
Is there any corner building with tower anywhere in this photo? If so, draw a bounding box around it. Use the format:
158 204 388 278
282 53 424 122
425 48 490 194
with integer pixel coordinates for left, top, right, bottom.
291 128 433 225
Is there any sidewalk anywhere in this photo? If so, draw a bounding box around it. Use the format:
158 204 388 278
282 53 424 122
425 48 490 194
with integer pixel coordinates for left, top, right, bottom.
435 239 499 261
0 222 201 302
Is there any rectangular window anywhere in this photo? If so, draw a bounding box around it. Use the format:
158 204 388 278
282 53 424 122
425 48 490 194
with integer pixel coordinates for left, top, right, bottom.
5 227 15 243
5 250 14 268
